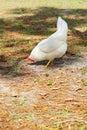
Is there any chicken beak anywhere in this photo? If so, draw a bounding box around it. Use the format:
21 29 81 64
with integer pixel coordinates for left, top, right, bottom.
26 55 35 63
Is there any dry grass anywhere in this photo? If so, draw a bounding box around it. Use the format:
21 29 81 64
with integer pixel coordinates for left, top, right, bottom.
0 0 87 130
0 0 87 60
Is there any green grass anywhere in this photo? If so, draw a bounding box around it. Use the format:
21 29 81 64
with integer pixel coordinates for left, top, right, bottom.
40 125 58 130
79 127 85 130
47 81 52 86
34 78 40 83
26 113 38 120
81 69 87 75
12 113 25 120
12 112 38 121
0 0 87 62
60 110 71 116
0 0 86 79
45 73 49 77
12 97 27 105
83 81 87 86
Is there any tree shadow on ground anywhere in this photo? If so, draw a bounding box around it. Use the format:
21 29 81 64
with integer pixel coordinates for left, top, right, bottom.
0 7 87 38
0 7 87 76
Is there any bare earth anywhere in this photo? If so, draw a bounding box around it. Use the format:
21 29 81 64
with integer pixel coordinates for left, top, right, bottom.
0 53 87 130
0 0 87 129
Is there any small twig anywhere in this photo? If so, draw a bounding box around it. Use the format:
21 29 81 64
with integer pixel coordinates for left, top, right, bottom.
58 119 87 124
50 87 61 90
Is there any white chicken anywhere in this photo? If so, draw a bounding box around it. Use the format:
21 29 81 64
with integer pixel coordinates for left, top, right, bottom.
27 17 68 67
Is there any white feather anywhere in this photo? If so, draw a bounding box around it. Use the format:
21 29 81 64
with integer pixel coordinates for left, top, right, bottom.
29 17 68 61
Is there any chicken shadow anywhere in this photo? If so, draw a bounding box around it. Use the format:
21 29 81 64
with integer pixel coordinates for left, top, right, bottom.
29 53 80 68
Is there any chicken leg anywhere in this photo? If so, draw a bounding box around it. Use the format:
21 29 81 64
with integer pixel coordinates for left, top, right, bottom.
45 60 53 68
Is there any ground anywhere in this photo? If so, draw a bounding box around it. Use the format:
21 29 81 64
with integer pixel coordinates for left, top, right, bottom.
0 0 87 130
1 54 87 130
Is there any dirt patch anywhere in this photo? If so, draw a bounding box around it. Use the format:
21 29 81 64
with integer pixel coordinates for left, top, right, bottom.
0 54 87 129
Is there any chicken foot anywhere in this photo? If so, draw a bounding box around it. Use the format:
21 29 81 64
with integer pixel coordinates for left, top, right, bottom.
45 60 54 68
